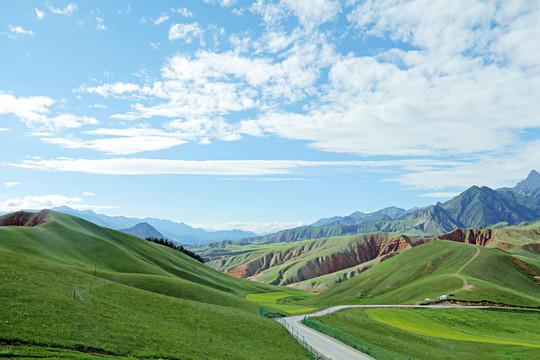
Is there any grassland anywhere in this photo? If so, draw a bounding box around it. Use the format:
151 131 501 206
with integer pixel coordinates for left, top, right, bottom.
304 240 540 307
311 307 540 359
245 291 317 314
0 210 308 359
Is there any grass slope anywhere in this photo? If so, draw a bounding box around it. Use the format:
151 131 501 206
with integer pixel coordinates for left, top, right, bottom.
312 307 540 360
206 222 540 292
305 240 540 307
0 210 308 359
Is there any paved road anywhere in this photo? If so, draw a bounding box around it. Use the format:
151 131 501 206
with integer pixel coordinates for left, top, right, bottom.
277 312 375 360
277 304 535 360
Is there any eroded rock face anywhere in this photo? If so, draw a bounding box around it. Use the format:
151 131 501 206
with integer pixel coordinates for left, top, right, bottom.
431 228 494 246
224 233 418 283
0 211 49 227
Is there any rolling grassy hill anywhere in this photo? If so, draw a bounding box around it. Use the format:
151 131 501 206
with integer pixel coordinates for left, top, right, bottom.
205 222 540 293
304 240 540 307
207 232 414 286
0 210 308 359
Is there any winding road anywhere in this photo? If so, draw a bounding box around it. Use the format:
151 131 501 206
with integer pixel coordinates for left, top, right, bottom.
277 304 490 360
275 247 530 359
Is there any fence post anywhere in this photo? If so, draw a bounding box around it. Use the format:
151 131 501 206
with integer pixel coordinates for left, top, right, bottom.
72 286 76 298
90 281 92 291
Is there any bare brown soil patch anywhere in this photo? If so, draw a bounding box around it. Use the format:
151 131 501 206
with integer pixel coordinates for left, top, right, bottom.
0 210 49 227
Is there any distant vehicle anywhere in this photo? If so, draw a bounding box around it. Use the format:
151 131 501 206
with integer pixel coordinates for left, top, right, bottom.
439 295 448 300
448 293 455 296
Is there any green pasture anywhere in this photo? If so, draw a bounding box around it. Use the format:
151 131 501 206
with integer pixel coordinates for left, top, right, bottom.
312 307 540 359
305 240 540 307
246 291 317 314
366 308 540 348
0 211 308 359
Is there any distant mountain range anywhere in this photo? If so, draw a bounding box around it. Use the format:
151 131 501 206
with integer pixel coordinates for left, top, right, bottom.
311 206 416 227
51 206 256 244
193 170 540 248
120 222 165 240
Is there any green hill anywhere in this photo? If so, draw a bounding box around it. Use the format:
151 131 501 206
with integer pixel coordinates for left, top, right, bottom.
304 240 540 307
205 222 540 291
0 210 307 359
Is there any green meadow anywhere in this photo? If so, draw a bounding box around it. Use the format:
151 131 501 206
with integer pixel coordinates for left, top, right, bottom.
246 291 317 314
312 307 540 359
0 210 308 359
304 240 540 307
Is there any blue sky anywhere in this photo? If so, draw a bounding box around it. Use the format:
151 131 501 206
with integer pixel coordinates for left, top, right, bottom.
1 0 539 234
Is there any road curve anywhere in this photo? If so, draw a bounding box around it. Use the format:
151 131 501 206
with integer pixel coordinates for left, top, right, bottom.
277 313 375 360
277 304 531 360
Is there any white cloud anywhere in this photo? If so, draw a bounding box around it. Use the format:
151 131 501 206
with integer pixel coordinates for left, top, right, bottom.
204 0 237 7
171 7 194 18
189 220 308 235
82 192 95 196
220 177 312 182
0 128 9 132
41 127 187 155
0 91 97 131
77 82 146 97
47 2 77 16
154 15 169 25
281 0 341 29
240 2 540 159
9 157 465 176
0 194 83 212
168 23 204 44
251 0 340 29
4 182 20 188
96 17 106 30
35 8 45 19
9 25 35 37
387 141 540 190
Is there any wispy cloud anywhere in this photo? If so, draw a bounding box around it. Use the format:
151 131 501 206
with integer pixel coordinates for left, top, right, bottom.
3 182 20 188
41 129 187 155
8 157 463 176
0 194 82 212
204 0 237 7
47 2 77 16
220 177 313 182
9 25 35 37
0 194 117 212
96 17 106 30
168 23 204 44
154 15 169 25
171 7 194 18
35 8 45 19
0 91 98 131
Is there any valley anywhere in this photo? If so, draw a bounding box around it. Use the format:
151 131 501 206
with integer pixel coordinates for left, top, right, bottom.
1 173 540 360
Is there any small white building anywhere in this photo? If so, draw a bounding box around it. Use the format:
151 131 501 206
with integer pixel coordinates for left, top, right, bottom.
439 295 448 300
